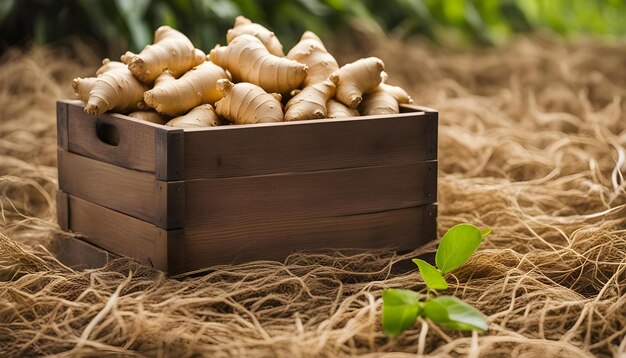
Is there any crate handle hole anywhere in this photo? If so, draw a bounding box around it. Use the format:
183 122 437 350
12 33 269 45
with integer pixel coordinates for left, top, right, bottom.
95 120 120 146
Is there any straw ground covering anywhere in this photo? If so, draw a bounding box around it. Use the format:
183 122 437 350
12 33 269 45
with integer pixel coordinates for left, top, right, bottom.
0 33 625 357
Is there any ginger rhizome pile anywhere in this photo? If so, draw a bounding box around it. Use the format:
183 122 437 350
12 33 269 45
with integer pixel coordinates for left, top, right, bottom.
143 61 230 116
360 72 414 115
123 26 206 83
215 79 283 124
226 16 284 57
72 18 414 127
210 34 308 94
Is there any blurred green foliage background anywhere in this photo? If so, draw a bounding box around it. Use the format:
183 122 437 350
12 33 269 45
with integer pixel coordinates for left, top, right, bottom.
1 0 625 55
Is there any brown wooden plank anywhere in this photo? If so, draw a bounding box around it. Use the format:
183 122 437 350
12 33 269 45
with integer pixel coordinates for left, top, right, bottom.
161 228 186 274
182 106 438 179
401 104 437 113
63 100 159 174
56 190 69 231
56 101 68 149
155 180 185 229
155 127 184 181
66 194 170 271
183 204 437 269
185 161 437 226
57 149 158 224
48 234 113 270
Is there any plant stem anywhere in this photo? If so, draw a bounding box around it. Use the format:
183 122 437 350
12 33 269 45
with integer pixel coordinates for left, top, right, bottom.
417 319 428 355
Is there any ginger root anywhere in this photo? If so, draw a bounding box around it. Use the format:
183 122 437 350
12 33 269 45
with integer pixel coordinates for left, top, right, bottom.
210 34 307 94
327 99 359 119
73 66 148 115
287 31 339 87
144 61 230 116
329 57 385 109
284 80 335 121
360 72 413 115
214 79 283 124
226 16 284 56
166 104 221 128
74 58 125 102
128 111 169 125
125 26 206 83
72 77 98 103
96 58 126 76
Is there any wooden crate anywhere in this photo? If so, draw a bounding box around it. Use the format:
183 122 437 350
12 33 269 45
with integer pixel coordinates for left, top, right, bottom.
56 99 438 274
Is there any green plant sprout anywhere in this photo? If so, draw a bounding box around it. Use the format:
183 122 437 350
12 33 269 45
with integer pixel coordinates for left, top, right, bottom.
382 223 492 338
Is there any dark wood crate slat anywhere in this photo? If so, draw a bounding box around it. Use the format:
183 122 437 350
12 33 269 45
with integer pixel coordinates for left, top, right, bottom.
185 161 437 227
155 127 185 181
56 190 69 231
56 101 69 149
184 204 437 268
58 148 157 223
155 180 185 229
65 193 172 271
164 229 186 274
401 104 437 114
57 149 184 230
183 106 437 179
48 233 113 270
64 100 159 174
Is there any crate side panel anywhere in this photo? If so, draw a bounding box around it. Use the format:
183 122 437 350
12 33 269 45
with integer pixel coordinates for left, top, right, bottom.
57 101 69 149
184 110 437 179
48 233 113 270
58 149 157 223
65 101 157 173
185 161 437 226
67 194 169 271
56 190 69 231
183 204 437 269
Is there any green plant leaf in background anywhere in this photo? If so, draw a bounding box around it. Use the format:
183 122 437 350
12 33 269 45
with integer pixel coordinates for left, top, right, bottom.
423 296 487 332
0 0 14 24
115 0 151 52
2 0 626 56
381 289 423 338
412 259 448 290
435 224 486 274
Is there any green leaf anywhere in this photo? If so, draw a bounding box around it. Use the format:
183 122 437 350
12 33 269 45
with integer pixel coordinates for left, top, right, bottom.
115 0 151 52
480 227 492 237
435 223 485 274
381 289 422 338
412 259 448 290
423 296 487 332
0 0 15 24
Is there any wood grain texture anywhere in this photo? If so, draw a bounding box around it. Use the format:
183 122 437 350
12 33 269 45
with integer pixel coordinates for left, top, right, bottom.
155 180 185 229
184 204 437 268
66 194 171 271
48 234 113 270
185 161 437 227
57 149 185 230
182 106 437 179
163 229 185 274
56 101 68 149
64 100 158 174
401 104 437 114
56 190 69 231
155 127 184 181
58 149 157 224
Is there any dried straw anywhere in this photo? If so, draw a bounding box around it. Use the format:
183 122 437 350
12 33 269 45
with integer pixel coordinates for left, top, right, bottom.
0 33 625 357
